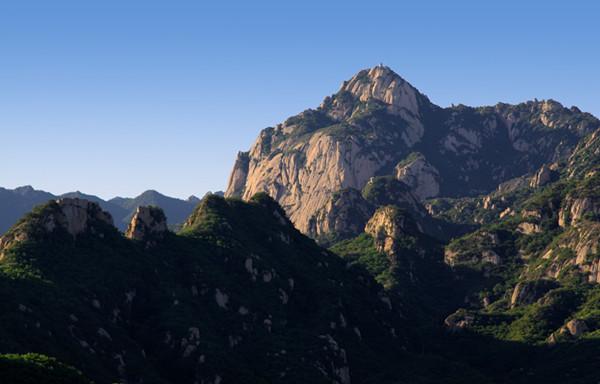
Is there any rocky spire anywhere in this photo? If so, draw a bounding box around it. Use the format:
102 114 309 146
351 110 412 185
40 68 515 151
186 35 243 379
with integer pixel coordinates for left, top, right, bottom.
125 206 168 244
225 151 250 198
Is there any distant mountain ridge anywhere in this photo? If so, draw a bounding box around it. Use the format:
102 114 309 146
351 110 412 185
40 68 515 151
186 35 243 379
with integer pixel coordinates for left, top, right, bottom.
0 186 221 234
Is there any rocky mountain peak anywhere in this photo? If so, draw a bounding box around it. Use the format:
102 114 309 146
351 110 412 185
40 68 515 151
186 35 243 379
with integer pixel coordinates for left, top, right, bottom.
125 206 168 243
225 65 600 239
342 65 417 107
324 65 424 121
13 185 35 195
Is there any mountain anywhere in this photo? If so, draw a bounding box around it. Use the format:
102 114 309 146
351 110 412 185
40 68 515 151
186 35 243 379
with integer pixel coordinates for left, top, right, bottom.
0 186 56 236
0 187 206 234
329 137 600 382
226 65 599 239
219 64 600 383
0 196 485 384
3 65 600 383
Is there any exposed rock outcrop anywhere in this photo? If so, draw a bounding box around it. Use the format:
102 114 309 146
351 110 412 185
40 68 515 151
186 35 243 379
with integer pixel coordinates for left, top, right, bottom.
558 196 600 227
567 129 600 178
0 198 113 259
125 206 168 244
444 230 504 267
517 222 542 235
394 153 440 201
509 280 558 308
225 151 250 198
538 222 600 283
364 206 421 258
226 128 385 234
548 319 589 343
529 163 558 188
54 198 114 236
563 319 589 337
334 65 421 117
325 65 425 146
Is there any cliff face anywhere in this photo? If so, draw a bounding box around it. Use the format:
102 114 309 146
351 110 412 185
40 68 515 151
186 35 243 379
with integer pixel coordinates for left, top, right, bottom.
125 206 168 245
395 153 440 200
558 196 600 227
306 188 374 244
225 151 250 198
226 65 599 238
0 198 114 261
364 205 422 258
230 129 385 233
538 223 600 283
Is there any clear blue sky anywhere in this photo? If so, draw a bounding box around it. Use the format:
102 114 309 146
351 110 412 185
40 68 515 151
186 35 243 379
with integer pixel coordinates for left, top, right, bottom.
1 0 598 199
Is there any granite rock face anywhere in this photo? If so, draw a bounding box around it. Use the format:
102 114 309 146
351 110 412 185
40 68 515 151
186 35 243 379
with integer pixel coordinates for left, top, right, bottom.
364 206 422 258
125 206 168 243
225 152 250 198
307 188 374 244
558 196 600 227
0 198 113 259
56 198 114 236
395 153 440 200
539 223 600 283
509 280 558 308
529 163 558 188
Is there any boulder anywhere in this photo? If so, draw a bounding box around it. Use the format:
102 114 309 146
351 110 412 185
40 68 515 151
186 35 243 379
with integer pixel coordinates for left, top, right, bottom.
563 319 589 337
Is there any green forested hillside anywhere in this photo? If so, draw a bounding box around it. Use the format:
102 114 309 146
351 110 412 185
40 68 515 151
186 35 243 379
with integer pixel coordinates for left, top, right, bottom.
0 194 488 383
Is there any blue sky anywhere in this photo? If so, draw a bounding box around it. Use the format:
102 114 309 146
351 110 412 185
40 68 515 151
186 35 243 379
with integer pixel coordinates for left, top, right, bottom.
1 0 598 199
